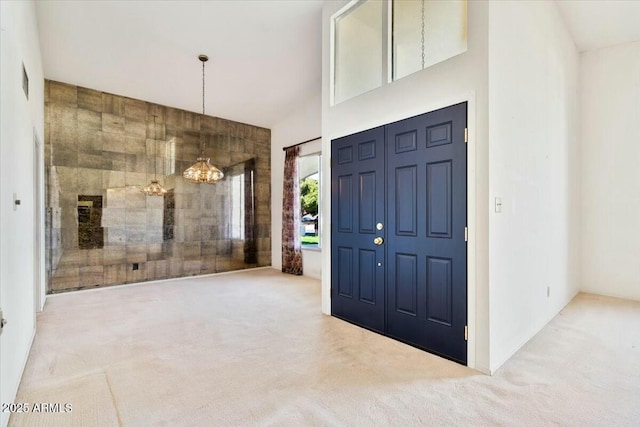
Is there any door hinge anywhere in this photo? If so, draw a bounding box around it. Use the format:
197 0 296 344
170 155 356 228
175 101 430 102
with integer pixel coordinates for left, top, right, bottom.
464 227 468 242
464 325 468 341
464 128 468 143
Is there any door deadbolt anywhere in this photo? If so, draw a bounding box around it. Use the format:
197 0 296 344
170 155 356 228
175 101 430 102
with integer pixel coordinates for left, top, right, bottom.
376 223 383 230
373 237 384 245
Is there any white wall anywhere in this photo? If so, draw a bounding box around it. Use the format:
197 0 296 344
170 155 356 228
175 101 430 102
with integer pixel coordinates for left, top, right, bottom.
0 1 45 425
487 0 581 373
322 0 490 372
580 40 640 301
271 93 323 280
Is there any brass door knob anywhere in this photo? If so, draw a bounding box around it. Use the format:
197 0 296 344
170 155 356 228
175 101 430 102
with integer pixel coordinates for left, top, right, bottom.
373 237 384 245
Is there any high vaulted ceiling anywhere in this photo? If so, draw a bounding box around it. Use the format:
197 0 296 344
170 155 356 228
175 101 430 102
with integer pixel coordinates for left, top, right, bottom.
556 0 640 52
35 1 640 129
35 0 323 129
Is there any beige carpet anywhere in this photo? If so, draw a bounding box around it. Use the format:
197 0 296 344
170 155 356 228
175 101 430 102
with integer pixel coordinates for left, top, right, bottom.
10 268 640 426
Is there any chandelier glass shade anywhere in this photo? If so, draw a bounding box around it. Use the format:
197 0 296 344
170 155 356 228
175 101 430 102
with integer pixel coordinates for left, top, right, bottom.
182 157 224 183
142 115 167 196
141 180 167 196
183 54 224 184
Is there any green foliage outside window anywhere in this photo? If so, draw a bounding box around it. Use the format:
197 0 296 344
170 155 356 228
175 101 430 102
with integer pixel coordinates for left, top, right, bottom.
301 178 319 216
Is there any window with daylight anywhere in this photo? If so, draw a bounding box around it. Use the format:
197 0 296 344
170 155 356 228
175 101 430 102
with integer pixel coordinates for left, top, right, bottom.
392 0 467 81
331 0 468 102
332 0 384 104
299 154 321 249
229 172 245 240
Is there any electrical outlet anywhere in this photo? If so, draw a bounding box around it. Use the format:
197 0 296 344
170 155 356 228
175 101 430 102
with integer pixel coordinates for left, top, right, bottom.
495 197 502 213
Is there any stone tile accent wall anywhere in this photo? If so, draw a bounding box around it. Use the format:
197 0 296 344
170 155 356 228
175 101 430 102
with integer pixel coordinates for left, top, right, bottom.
45 80 271 293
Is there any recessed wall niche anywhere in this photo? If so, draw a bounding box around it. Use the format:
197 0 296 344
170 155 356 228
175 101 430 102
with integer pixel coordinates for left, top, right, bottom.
44 80 271 293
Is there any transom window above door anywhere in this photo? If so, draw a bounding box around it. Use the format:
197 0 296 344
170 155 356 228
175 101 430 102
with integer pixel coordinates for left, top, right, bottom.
331 0 468 105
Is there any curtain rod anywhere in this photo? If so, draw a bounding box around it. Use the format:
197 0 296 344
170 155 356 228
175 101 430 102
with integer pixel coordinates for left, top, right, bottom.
282 136 321 151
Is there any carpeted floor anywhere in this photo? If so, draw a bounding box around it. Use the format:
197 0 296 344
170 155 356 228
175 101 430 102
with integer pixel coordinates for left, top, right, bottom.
10 268 640 426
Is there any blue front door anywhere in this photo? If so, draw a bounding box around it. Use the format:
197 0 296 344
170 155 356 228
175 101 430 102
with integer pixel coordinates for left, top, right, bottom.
331 126 386 333
331 103 468 364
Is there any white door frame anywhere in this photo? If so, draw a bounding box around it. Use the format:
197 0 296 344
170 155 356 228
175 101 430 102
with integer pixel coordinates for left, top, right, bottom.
33 130 45 312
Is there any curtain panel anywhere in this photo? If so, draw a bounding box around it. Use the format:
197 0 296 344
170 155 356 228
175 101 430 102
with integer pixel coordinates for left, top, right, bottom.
282 146 303 275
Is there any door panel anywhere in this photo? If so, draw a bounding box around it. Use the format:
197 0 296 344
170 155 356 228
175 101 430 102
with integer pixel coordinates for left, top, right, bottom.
331 127 385 333
386 103 467 363
337 247 353 297
426 256 453 325
337 175 353 232
395 130 418 153
426 161 452 238
394 253 418 316
358 249 377 303
358 172 376 233
395 166 418 236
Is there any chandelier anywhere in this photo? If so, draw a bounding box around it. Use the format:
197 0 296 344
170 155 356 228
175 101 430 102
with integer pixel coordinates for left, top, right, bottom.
183 54 224 184
142 115 167 196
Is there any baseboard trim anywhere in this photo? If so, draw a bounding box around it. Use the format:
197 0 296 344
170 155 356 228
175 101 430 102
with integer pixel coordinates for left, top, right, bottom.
46 266 274 298
2 326 36 427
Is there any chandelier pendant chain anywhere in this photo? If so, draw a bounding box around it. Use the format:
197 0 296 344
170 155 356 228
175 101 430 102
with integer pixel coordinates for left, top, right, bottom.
421 0 426 70
182 54 224 184
154 115 158 179
201 58 206 157
141 114 167 195
202 58 205 117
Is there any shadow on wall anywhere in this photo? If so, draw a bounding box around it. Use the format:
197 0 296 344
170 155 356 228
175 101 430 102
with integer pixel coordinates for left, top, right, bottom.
44 81 272 293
